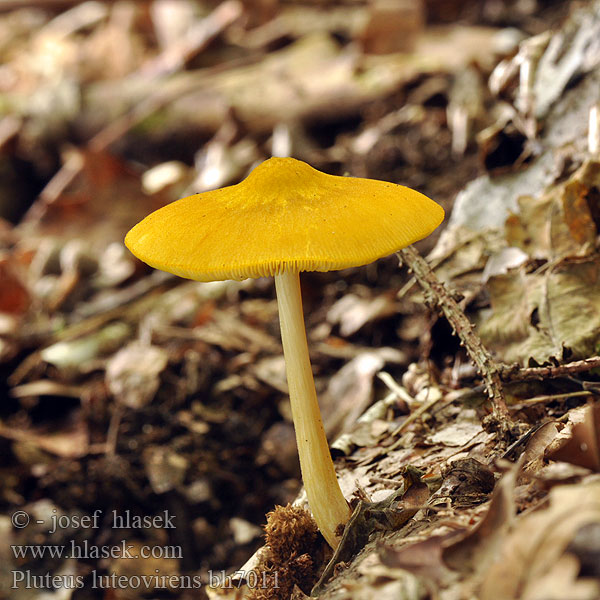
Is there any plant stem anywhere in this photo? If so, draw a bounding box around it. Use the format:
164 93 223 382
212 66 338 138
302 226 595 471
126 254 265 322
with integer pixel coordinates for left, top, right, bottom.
274 270 350 548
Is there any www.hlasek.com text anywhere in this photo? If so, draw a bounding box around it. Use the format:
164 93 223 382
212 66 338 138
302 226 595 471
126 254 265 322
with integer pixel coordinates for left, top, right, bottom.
12 539 182 560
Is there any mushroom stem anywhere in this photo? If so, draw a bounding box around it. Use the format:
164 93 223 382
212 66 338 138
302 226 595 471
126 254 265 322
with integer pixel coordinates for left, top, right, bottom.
274 270 351 548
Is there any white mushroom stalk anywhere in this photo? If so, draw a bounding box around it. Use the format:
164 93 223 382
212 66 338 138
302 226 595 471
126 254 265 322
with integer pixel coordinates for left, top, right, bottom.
275 270 351 548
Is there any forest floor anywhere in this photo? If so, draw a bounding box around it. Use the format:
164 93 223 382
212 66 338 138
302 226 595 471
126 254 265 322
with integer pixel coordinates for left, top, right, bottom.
1 1 599 599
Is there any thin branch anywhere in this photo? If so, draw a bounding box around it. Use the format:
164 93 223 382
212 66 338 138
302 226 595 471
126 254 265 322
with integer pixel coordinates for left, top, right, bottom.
500 356 600 382
398 246 511 427
509 390 593 411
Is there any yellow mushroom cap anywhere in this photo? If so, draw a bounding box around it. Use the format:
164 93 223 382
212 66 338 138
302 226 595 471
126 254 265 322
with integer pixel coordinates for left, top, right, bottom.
125 157 444 281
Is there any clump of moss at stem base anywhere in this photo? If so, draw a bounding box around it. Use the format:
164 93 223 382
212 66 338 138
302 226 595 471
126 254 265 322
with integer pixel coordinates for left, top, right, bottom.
248 504 324 600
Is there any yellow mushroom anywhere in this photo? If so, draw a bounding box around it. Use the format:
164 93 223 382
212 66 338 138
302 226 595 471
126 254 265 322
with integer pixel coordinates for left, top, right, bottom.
125 157 444 548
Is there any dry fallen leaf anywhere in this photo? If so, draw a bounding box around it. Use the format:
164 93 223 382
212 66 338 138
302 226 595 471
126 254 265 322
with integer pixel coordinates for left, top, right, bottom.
323 350 400 439
427 419 484 448
442 459 519 576
359 0 424 55
42 322 131 371
327 292 397 337
0 254 30 315
379 533 458 587
478 257 600 365
106 341 169 409
143 445 188 494
480 481 600 600
519 421 561 479
546 402 600 471
506 161 600 260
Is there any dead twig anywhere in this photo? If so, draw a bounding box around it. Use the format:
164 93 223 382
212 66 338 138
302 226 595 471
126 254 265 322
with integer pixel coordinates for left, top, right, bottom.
509 390 594 411
398 246 511 428
387 393 444 451
500 356 600 383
